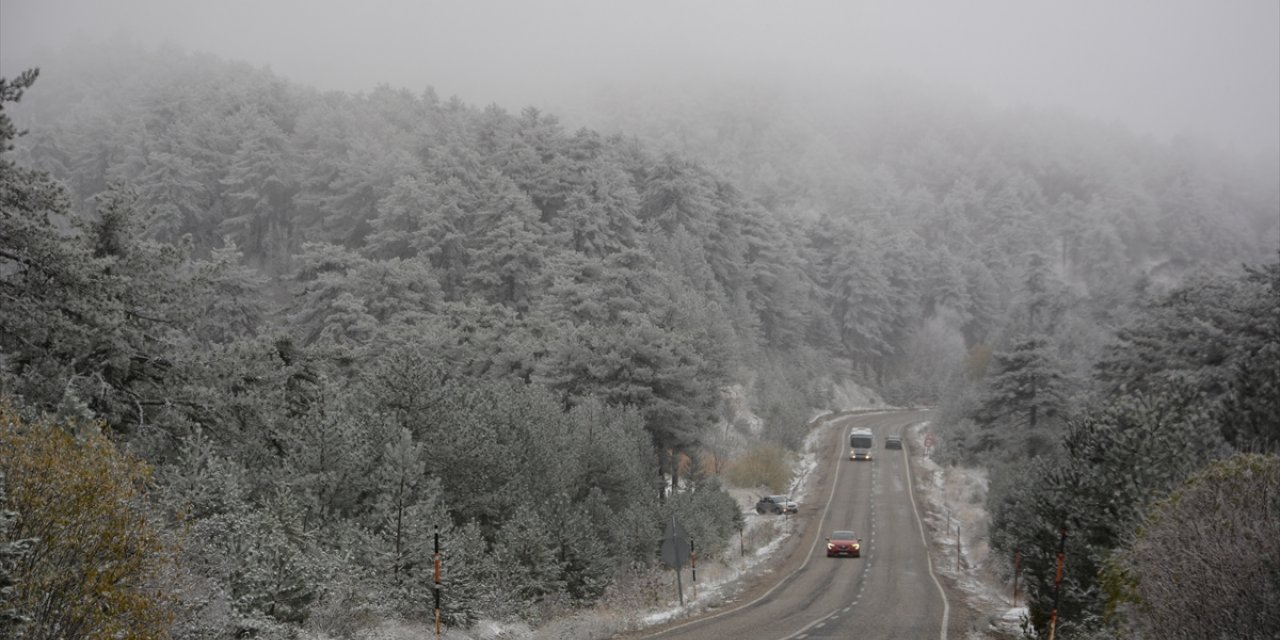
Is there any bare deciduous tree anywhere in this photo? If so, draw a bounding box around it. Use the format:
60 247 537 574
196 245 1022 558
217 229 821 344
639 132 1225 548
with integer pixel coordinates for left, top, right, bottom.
1111 454 1280 640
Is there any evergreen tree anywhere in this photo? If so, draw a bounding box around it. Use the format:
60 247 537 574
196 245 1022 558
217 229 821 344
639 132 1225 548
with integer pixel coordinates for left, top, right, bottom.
464 169 548 311
373 428 427 587
1096 260 1280 449
494 505 563 617
189 240 270 344
639 153 716 235
989 387 1225 637
1213 261 1280 451
3 76 196 433
551 163 641 257
218 107 296 266
971 337 1069 457
281 393 376 524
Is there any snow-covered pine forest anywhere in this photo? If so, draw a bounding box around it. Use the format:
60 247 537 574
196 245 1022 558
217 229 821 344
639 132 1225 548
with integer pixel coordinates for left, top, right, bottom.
2 43 1277 639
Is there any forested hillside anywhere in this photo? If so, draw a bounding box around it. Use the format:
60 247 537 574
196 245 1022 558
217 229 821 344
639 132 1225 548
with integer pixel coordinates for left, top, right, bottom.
1 46 831 638
575 77 1280 638
2 44 1278 639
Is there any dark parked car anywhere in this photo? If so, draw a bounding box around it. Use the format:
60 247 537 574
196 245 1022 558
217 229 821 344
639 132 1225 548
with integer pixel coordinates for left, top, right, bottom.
885 436 903 450
755 495 798 515
826 530 862 557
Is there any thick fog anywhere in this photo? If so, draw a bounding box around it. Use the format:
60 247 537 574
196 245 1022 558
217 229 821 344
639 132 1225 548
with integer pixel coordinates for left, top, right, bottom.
2 0 1278 157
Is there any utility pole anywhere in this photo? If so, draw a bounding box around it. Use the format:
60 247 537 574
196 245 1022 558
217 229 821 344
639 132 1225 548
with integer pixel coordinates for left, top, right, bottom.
1047 527 1067 640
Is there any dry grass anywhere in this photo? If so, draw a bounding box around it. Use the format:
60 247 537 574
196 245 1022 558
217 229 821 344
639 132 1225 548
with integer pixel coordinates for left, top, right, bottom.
723 443 791 492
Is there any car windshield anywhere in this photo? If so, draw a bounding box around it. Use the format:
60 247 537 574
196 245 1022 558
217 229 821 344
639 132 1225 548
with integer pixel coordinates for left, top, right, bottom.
771 496 789 502
832 531 856 540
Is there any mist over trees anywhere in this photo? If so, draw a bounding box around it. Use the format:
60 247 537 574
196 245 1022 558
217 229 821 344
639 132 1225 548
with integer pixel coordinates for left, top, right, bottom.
2 42 1277 639
570 68 1279 639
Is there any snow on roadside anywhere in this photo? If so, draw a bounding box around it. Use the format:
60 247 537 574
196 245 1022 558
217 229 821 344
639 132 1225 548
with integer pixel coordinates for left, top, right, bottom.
632 409 845 627
345 407 891 640
907 421 1028 639
628 407 905 631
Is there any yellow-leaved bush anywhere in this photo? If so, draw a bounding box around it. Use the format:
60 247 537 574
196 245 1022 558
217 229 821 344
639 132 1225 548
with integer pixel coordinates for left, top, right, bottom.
0 402 173 639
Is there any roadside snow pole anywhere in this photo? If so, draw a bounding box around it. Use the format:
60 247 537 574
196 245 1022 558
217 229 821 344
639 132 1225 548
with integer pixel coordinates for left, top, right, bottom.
690 538 698 601
1047 527 1067 640
432 524 442 640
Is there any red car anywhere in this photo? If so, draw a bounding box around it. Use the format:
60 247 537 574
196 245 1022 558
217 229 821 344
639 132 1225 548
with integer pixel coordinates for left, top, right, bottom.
826 530 861 558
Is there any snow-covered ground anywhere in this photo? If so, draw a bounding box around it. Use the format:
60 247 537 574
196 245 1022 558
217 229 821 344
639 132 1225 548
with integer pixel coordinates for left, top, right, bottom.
314 409 1029 640
370 416 840 640
630 410 838 629
907 421 1028 640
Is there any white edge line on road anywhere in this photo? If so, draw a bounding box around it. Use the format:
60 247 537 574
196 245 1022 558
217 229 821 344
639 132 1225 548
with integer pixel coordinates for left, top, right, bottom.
645 414 859 639
903 422 950 640
773 414 865 640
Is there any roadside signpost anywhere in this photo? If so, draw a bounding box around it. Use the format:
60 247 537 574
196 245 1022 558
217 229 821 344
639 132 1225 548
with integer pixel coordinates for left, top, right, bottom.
660 516 692 606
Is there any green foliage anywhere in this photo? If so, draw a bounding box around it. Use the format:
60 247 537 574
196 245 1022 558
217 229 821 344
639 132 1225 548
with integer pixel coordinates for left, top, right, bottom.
0 69 39 152
0 150 197 434
970 336 1071 458
196 494 323 625
988 387 1224 637
1096 264 1276 403
666 476 745 561
752 350 832 449
1213 261 1280 451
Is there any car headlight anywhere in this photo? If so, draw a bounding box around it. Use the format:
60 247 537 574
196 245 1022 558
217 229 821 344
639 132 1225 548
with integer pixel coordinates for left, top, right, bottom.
827 543 834 550
852 543 860 550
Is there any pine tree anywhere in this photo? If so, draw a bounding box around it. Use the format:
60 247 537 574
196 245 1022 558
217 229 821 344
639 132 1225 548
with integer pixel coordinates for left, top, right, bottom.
639 153 717 235
972 337 1069 457
495 505 564 616
218 107 295 266
464 170 548 311
190 240 270 344
2 73 196 434
374 428 426 587
282 395 375 523
551 163 641 257
988 387 1224 637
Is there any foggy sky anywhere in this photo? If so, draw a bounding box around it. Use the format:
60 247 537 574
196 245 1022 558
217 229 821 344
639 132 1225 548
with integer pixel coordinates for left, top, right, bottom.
2 0 1278 158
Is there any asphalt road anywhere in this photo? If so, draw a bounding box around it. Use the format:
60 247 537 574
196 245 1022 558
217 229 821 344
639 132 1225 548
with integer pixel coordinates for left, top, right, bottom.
631 410 951 640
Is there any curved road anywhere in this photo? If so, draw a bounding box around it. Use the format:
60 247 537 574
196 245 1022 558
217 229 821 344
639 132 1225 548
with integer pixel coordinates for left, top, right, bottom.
631 410 952 640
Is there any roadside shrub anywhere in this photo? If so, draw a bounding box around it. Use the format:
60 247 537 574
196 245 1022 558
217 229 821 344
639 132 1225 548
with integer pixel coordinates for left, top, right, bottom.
1107 454 1280 639
0 402 174 639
